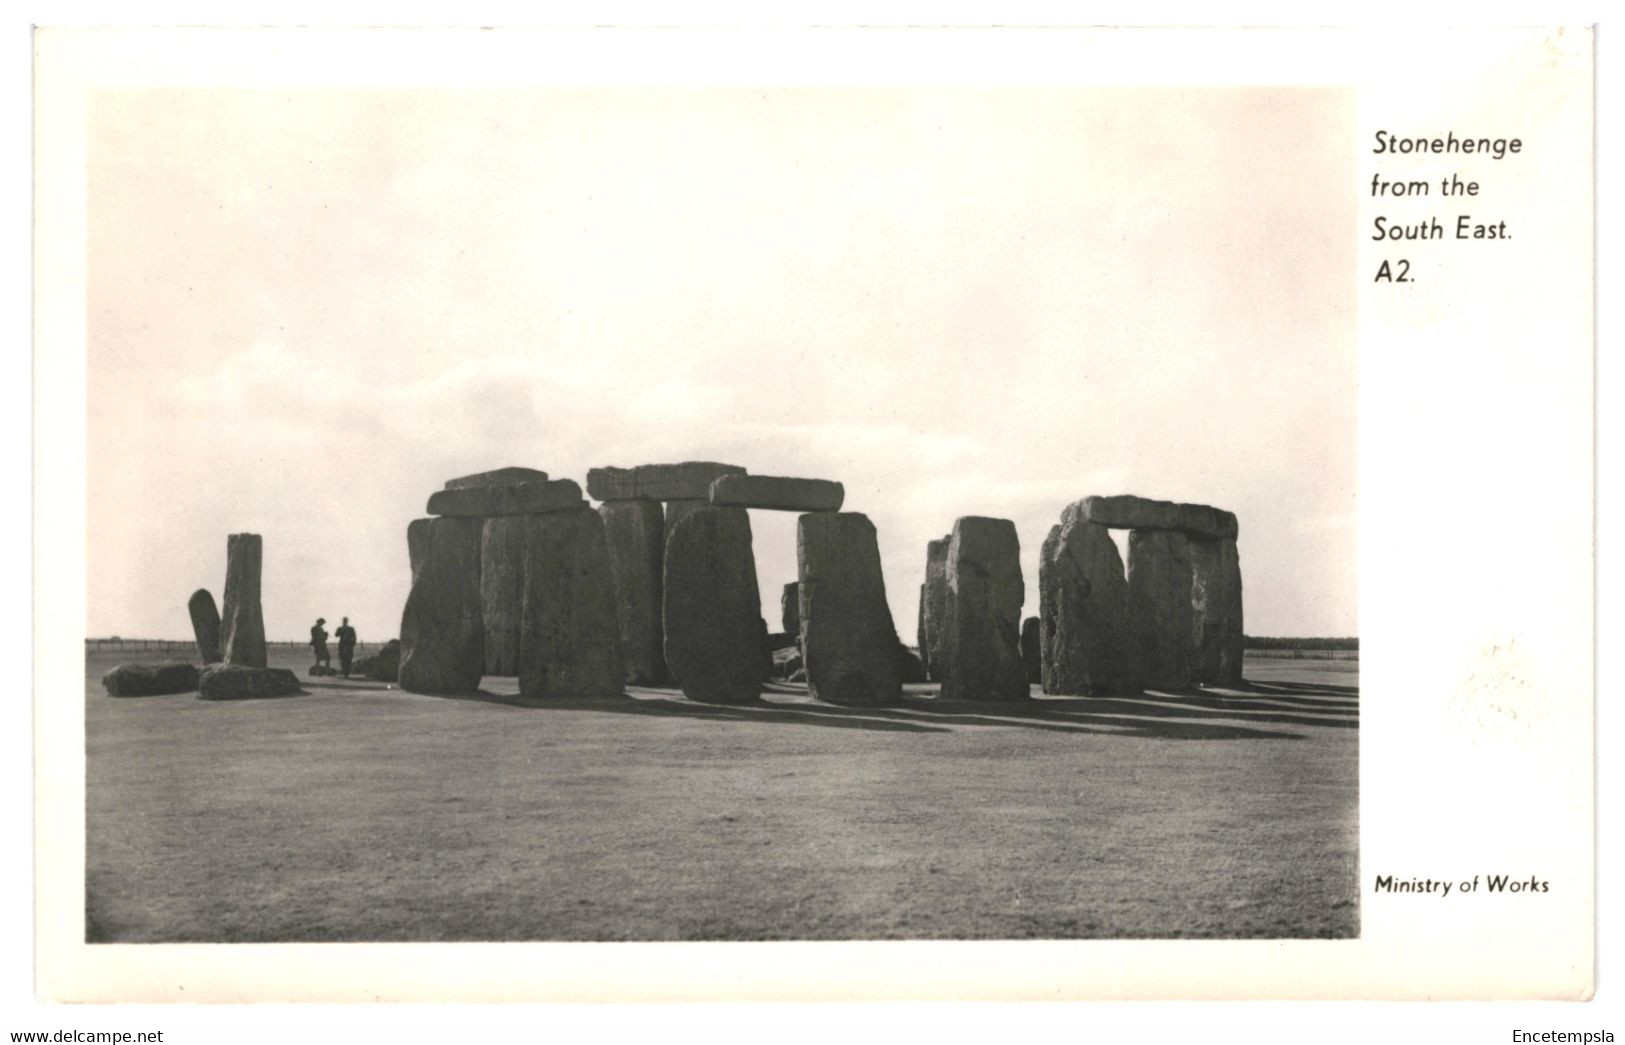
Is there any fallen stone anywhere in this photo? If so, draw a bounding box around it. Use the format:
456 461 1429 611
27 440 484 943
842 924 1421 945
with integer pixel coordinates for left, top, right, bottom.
398 516 485 694
1126 528 1195 690
427 479 586 518
663 507 763 704
788 666 807 683
1021 616 1041 683
588 462 746 502
198 664 302 700
479 516 526 676
1190 537 1244 685
103 661 200 697
1065 494 1238 540
796 512 901 707
444 466 549 489
352 639 401 682
781 581 801 638
220 533 266 668
939 517 1028 702
188 589 222 664
772 646 803 679
308 664 341 677
709 474 844 512
1039 520 1135 695
919 536 952 682
518 507 625 699
599 500 667 685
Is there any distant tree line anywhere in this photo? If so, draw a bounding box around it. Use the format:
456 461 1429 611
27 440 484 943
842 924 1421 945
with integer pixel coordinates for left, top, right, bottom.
1244 636 1359 651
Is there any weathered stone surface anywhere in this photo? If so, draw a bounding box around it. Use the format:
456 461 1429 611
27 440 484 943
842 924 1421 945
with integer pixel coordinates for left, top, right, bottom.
939 517 1028 702
772 645 803 680
198 664 302 700
480 516 526 676
599 500 667 685
308 664 341 677
1021 616 1041 683
1039 520 1135 695
896 645 927 684
444 466 549 489
781 582 801 638
1190 537 1244 685
518 508 625 699
398 516 484 694
663 499 707 549
1065 495 1238 540
919 536 951 682
796 512 902 707
710 474 844 512
103 661 200 697
1127 529 1195 690
663 507 763 704
352 639 401 682
427 479 586 518
588 462 747 502
220 533 266 668
188 589 222 664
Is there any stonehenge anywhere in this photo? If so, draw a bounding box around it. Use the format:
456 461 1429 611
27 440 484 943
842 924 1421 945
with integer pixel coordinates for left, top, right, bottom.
917 536 951 681
796 512 901 706
220 533 266 668
710 475 844 513
479 516 528 677
780 581 801 639
399 516 485 693
188 589 222 664
1020 617 1041 684
662 506 765 704
103 661 201 697
1038 495 1243 694
599 500 667 685
518 508 624 699
938 517 1028 703
198 664 302 700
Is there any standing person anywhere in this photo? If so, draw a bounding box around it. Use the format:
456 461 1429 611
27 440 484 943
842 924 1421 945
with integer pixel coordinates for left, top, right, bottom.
335 617 358 678
309 617 330 671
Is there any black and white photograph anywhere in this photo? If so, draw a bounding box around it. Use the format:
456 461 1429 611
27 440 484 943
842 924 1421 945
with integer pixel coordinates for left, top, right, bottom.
27 21 1594 1012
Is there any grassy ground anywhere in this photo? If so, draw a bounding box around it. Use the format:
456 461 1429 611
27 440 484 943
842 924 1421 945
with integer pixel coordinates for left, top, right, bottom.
85 649 1357 941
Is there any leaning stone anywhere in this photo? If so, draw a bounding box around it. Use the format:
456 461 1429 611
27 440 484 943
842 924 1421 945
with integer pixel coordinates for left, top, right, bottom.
1020 616 1041 683
444 466 549 489
1126 528 1195 690
781 581 801 637
710 474 844 512
939 517 1028 702
188 589 222 664
398 516 484 694
1039 520 1135 695
1190 537 1244 685
198 664 302 700
920 536 952 682
1065 494 1238 540
220 533 266 668
796 512 902 707
480 516 527 676
518 508 625 699
588 462 747 502
599 500 667 685
103 661 200 697
663 507 763 704
426 479 585 518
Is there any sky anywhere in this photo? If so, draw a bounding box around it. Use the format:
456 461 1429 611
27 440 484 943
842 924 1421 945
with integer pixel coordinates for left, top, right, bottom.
85 86 1355 642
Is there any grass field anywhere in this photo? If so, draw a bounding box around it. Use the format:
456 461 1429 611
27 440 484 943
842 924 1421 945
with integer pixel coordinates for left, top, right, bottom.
85 649 1357 942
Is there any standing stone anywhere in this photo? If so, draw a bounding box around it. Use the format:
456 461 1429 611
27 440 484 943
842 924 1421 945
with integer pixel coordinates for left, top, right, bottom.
480 516 527 676
187 589 222 664
1190 537 1244 685
398 516 484 694
599 500 667 685
939 517 1028 702
1039 520 1135 695
916 584 929 678
919 536 951 682
663 499 707 550
220 533 266 668
518 508 625 699
797 512 902 707
662 507 763 704
1020 616 1041 683
781 582 801 638
1126 528 1195 690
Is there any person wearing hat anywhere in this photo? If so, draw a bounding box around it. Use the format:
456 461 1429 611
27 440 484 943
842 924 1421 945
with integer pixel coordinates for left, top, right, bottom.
335 617 358 677
309 617 331 670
